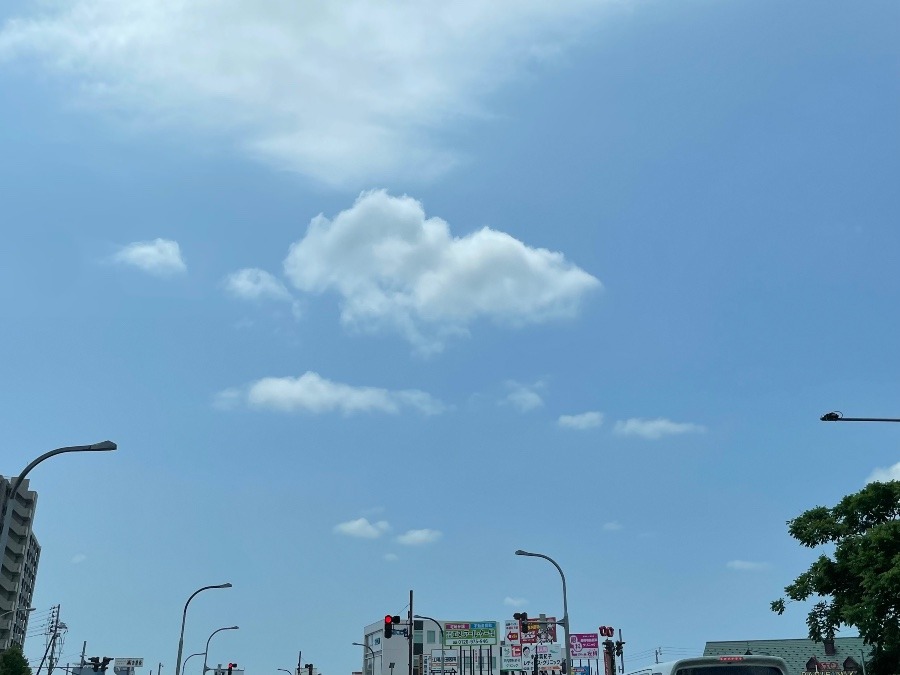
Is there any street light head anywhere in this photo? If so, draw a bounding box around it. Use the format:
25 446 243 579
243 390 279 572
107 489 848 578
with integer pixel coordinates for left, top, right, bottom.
218 583 233 589
228 626 239 630
515 549 530 556
89 440 118 451
821 411 843 422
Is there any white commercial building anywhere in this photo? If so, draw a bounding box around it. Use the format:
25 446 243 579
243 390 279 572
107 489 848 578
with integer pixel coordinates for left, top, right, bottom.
360 618 501 675
0 476 41 651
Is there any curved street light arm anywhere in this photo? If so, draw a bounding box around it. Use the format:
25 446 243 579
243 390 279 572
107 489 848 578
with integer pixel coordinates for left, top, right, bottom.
413 616 445 675
176 587 233 675
202 626 239 675
515 550 572 675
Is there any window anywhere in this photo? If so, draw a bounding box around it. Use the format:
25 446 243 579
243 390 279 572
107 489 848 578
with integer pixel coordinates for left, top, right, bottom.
427 631 436 644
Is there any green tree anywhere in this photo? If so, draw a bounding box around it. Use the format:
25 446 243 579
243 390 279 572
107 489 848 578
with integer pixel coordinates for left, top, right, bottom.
0 645 33 675
771 479 900 675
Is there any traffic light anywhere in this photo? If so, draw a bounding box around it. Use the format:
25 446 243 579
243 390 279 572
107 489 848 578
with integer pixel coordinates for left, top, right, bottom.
88 657 112 672
307 665 313 675
513 612 529 631
615 641 625 657
603 640 615 658
384 614 401 638
227 664 237 675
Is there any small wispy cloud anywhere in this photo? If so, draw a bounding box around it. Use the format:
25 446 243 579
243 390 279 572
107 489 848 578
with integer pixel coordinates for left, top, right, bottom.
214 372 446 416
503 381 545 413
112 238 186 276
503 596 527 607
384 553 400 562
613 417 706 440
558 411 603 430
224 268 293 302
726 560 771 572
396 529 442 545
71 553 87 564
334 518 390 539
602 521 623 531
866 461 900 484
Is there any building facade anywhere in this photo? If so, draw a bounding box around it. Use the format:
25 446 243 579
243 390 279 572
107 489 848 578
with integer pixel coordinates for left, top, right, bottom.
360 618 500 675
0 476 41 651
704 638 872 675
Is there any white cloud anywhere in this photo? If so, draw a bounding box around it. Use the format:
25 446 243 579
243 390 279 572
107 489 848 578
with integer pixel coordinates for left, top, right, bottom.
334 518 390 539
217 371 445 416
504 597 528 607
866 462 900 484
396 528 442 545
384 553 400 562
224 268 292 302
112 238 186 276
613 417 706 440
726 560 771 572
0 1 605 185
212 388 242 411
283 190 600 353
504 381 545 412
602 521 622 531
71 553 87 564
558 411 603 429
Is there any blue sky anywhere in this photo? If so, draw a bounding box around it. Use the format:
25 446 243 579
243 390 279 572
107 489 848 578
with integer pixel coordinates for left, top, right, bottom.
1 1 899 674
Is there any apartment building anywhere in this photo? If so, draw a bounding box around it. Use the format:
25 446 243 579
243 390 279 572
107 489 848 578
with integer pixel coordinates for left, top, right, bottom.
0 476 41 651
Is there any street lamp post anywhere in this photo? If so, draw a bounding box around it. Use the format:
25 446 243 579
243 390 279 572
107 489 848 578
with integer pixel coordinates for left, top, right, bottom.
821 411 900 422
413 616 444 675
0 442 117 561
182 654 204 675
202 626 239 675
352 643 376 675
175 587 233 675
515 550 572 675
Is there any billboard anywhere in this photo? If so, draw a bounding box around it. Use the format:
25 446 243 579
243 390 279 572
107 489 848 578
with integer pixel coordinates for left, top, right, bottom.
569 634 599 660
443 622 499 646
521 618 557 644
501 645 523 671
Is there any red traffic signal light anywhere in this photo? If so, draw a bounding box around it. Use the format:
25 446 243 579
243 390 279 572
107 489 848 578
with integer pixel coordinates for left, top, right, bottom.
384 614 402 639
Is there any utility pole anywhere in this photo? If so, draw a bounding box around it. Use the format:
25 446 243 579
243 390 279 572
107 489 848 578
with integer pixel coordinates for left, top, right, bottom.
408 591 414 675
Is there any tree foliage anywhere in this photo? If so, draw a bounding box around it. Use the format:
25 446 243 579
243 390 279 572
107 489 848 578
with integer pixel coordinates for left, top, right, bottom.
0 645 33 675
772 480 900 675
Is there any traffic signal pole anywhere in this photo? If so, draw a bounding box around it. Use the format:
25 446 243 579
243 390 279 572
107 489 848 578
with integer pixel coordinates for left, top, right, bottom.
408 590 414 675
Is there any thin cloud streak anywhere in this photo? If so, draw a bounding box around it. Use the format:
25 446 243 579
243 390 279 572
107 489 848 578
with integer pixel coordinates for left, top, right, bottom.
558 411 603 429
613 417 706 440
396 529 442 545
334 518 390 539
216 371 446 416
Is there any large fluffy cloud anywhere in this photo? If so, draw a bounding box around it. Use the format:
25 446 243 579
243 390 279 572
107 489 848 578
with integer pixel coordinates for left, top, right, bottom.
217 371 445 415
0 1 606 185
283 190 600 353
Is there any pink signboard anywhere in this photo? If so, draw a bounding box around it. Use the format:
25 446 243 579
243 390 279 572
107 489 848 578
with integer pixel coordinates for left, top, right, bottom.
569 634 599 659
